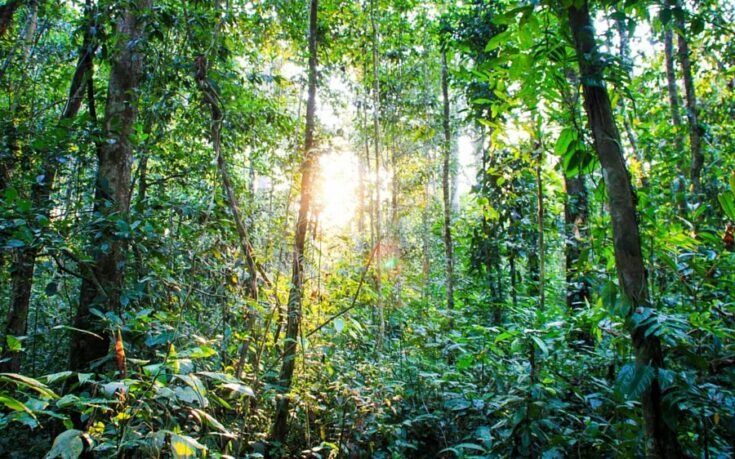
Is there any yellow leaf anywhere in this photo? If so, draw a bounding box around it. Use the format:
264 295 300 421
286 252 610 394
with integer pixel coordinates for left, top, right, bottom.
170 434 204 459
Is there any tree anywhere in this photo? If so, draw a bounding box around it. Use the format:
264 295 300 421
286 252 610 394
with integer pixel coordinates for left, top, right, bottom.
440 47 455 316
1 0 96 373
370 0 385 350
660 2 688 214
671 0 704 204
567 2 684 456
0 0 23 39
270 0 319 446
69 0 151 372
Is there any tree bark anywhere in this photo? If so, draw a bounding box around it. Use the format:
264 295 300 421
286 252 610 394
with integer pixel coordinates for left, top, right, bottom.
70 0 150 372
568 3 684 457
270 0 318 446
560 69 590 315
1 2 96 372
671 0 704 203
661 4 688 216
441 48 455 316
0 0 21 38
564 173 589 309
535 144 545 310
0 0 37 269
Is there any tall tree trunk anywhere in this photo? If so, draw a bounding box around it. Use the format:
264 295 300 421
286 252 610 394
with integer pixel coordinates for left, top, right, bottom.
270 0 318 446
0 0 36 272
361 91 375 250
527 200 540 298
450 138 460 215
613 9 645 181
564 173 589 309
509 245 517 310
421 164 430 296
0 0 22 38
1 2 96 372
661 4 688 215
357 111 366 237
568 3 684 457
370 0 384 350
671 0 704 203
194 55 259 380
560 69 591 315
0 0 36 84
69 0 150 372
535 143 545 310
440 48 455 316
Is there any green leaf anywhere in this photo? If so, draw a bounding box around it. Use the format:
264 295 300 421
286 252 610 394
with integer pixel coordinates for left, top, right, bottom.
45 430 84 459
440 442 487 454
221 382 255 398
183 346 216 359
0 395 33 415
531 335 549 356
456 353 474 370
6 335 22 352
44 371 74 384
175 386 201 405
6 239 25 248
495 331 513 343
616 364 655 399
0 372 58 399
191 408 230 434
719 192 735 220
485 30 513 52
554 127 576 158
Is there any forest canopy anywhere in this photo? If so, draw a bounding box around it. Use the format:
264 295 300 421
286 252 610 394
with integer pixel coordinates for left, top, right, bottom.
1 0 734 457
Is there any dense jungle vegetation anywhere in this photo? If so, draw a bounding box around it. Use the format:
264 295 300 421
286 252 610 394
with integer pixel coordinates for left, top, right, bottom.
1 0 734 457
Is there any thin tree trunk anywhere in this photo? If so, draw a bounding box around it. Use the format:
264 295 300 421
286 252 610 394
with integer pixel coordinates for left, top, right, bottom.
421 61 432 299
0 0 36 84
70 0 150 372
568 3 683 457
370 0 384 351
564 173 589 308
270 0 318 445
613 11 645 180
450 138 460 215
671 0 704 202
535 144 545 310
357 104 366 237
527 225 539 297
1 2 96 372
194 55 259 380
422 166 430 295
361 91 375 250
440 48 455 317
509 245 517 309
560 69 591 315
662 4 688 215
0 0 36 275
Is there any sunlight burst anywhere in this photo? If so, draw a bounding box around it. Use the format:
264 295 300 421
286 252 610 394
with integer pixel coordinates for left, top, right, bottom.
314 150 359 231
